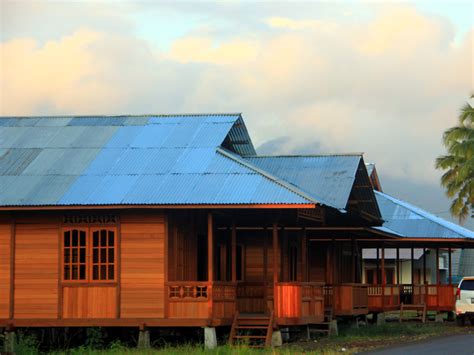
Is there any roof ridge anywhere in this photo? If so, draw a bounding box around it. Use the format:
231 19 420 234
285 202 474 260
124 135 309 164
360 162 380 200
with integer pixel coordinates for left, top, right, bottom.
217 147 320 205
374 190 474 238
248 153 364 158
0 113 242 119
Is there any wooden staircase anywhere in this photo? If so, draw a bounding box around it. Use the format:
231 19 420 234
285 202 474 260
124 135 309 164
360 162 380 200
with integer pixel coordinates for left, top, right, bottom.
307 307 334 337
229 311 274 348
399 303 426 323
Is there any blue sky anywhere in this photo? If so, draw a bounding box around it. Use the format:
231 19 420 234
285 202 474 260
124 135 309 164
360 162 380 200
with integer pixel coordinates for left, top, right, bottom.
1 0 473 228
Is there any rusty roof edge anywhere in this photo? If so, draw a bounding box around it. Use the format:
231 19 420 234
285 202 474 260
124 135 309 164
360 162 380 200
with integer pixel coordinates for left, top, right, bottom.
245 152 364 158
216 146 328 208
0 113 243 119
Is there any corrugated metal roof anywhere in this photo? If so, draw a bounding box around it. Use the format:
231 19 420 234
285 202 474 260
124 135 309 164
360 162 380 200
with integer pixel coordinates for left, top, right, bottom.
0 114 311 206
244 154 362 210
374 191 474 239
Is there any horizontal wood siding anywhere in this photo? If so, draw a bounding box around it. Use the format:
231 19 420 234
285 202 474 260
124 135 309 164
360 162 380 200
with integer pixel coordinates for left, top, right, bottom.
0 223 11 319
120 213 165 318
14 223 59 319
63 286 116 318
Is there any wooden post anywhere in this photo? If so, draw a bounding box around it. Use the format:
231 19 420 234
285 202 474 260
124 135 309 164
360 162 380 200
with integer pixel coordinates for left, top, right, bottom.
396 247 400 285
301 228 307 282
448 248 452 285
208 212 214 282
436 247 440 285
410 247 414 287
423 248 427 284
351 237 356 283
436 247 440 309
376 248 380 284
381 245 385 309
273 222 278 316
231 220 236 283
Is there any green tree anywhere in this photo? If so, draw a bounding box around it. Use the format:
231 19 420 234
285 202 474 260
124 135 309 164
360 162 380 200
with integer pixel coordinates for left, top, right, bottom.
435 95 474 223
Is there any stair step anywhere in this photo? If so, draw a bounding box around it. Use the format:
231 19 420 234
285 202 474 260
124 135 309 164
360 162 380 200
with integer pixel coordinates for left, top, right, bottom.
234 335 267 339
236 326 269 329
309 329 330 333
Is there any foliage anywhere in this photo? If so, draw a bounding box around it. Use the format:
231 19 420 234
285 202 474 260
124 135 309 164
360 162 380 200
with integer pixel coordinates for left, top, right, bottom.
85 327 106 349
15 331 41 355
436 95 474 222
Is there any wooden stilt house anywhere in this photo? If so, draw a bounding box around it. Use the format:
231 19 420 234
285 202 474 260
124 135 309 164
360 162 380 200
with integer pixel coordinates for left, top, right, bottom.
0 114 473 344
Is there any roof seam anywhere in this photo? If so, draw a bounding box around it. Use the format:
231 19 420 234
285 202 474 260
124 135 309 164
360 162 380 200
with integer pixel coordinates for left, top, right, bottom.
216 147 319 205
247 153 364 158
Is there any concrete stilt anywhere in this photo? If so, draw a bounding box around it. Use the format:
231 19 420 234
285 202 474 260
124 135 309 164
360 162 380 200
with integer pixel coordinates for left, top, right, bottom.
271 330 283 347
204 327 217 350
3 330 16 354
137 328 151 349
329 320 338 336
376 313 386 326
435 313 444 323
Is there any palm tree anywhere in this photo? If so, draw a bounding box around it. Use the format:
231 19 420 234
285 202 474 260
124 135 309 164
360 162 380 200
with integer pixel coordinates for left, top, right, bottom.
435 95 474 223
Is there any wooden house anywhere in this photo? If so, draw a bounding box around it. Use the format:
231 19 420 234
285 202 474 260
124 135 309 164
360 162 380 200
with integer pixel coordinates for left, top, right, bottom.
0 115 473 348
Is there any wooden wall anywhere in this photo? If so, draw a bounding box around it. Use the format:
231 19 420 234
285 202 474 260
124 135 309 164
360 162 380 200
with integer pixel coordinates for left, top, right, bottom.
120 212 165 318
0 222 11 319
14 222 59 319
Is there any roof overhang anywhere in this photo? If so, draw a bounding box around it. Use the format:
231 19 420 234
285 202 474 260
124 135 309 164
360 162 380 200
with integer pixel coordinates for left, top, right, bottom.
0 203 317 211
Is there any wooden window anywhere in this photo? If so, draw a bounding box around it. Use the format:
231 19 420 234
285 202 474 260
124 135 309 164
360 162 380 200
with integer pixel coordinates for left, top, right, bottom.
91 229 115 281
62 227 116 283
64 229 87 281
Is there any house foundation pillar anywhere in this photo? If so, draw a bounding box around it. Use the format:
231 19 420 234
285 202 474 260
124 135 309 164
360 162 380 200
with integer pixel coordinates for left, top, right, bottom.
329 320 338 336
271 329 282 347
3 329 16 354
137 328 150 349
204 327 217 349
435 313 444 323
376 312 386 326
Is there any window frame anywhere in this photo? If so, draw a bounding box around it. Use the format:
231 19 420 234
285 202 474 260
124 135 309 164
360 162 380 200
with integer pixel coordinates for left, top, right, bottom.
61 226 117 285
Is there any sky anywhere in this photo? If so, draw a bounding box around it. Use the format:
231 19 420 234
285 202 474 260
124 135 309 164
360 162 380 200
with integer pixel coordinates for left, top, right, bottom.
1 0 473 229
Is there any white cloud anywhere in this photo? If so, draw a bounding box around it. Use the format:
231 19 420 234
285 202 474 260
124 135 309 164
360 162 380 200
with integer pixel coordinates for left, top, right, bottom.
1 3 472 191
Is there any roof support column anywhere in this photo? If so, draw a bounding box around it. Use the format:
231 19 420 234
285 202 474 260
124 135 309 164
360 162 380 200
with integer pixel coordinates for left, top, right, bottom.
396 247 400 285
231 219 236 283
376 248 380 284
448 248 452 285
411 246 414 288
436 247 440 285
381 244 385 309
273 222 279 316
423 248 427 284
208 212 214 320
436 247 440 309
301 228 307 282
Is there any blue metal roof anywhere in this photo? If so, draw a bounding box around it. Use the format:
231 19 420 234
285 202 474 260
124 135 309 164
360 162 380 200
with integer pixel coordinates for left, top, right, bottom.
374 190 474 239
244 155 363 210
0 114 312 206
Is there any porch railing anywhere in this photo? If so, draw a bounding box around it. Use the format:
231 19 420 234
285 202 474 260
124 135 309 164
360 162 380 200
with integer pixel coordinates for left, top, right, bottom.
166 281 237 319
366 284 457 312
274 282 324 320
324 284 369 316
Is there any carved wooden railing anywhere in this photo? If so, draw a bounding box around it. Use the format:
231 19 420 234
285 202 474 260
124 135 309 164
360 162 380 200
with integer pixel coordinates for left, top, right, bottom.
366 284 457 311
368 285 400 311
166 281 237 319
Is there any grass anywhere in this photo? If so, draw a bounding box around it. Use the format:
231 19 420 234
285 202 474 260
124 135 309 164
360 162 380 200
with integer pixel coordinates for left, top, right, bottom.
6 322 472 355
